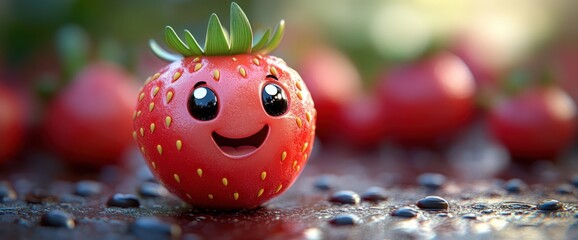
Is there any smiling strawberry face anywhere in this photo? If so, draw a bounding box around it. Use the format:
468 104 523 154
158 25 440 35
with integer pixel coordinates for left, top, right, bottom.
133 3 315 209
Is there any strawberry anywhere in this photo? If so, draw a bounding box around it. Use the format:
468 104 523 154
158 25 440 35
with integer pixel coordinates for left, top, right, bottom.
134 3 315 209
298 45 363 142
333 95 387 149
43 62 137 166
376 52 476 145
488 86 577 161
0 83 25 163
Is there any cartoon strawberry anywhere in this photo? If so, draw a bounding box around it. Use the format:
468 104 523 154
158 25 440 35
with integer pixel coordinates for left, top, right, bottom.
134 3 316 209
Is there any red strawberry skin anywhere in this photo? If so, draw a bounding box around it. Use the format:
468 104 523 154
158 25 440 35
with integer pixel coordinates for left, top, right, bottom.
0 84 25 163
133 55 316 209
43 62 137 165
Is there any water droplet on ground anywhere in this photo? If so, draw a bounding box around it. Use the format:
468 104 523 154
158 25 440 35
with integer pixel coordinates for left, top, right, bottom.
361 186 387 202
537 199 563 211
329 190 360 205
329 214 361 226
40 210 75 229
481 209 494 214
556 184 573 195
0 181 17 202
471 203 488 210
313 175 334 191
391 207 418 218
130 217 182 239
74 180 103 197
107 193 141 208
417 173 446 190
416 196 449 210
138 181 168 198
504 179 527 193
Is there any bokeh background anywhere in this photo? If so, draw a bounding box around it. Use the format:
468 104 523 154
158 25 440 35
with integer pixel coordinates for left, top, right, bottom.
1 0 578 178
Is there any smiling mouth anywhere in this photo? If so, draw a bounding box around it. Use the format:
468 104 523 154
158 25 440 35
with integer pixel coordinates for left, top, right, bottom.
212 125 269 157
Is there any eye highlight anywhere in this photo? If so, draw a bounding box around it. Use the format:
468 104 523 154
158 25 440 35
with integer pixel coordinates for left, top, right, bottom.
188 86 218 121
261 83 288 116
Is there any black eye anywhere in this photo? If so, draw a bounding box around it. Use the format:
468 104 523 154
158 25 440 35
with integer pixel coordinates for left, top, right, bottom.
262 83 288 116
188 86 218 121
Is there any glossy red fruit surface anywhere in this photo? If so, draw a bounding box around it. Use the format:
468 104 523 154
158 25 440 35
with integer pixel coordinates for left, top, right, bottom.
43 62 137 165
488 87 577 160
377 52 476 144
0 84 25 163
133 55 316 209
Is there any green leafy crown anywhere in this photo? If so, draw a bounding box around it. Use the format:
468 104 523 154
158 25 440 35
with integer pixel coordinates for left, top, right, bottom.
150 2 285 62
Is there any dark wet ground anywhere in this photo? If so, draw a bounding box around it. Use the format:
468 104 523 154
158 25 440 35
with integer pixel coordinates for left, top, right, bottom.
1 126 578 240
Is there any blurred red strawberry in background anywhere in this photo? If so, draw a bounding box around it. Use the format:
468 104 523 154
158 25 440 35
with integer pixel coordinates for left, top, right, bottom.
0 83 25 163
488 84 577 161
0 0 576 172
452 33 502 90
298 45 364 142
332 95 387 149
376 52 476 146
42 63 137 166
40 26 138 166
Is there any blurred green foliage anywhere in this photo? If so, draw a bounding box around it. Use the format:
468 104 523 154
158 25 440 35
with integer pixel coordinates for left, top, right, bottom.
1 0 577 87
1 0 255 70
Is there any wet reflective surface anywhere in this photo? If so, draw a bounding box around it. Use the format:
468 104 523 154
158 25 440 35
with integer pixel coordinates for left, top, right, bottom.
0 144 578 239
